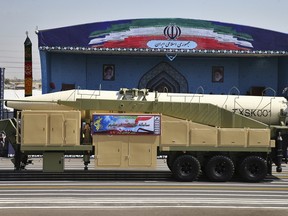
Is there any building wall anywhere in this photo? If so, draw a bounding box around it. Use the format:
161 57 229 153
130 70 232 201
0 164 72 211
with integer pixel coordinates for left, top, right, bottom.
238 57 278 96
42 52 281 96
278 57 288 97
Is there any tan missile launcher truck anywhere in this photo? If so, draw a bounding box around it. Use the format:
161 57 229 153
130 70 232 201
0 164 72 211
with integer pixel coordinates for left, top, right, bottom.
2 88 288 182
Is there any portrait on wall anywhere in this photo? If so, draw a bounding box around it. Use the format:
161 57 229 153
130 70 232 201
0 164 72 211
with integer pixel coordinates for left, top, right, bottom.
103 64 115 81
212 66 224 82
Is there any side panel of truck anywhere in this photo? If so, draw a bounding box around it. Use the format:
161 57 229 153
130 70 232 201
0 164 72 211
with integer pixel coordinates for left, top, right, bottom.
21 110 81 147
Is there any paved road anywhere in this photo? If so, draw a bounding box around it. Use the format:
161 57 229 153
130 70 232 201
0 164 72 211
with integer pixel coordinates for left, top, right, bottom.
0 208 286 216
0 179 288 215
1 180 288 207
0 157 288 215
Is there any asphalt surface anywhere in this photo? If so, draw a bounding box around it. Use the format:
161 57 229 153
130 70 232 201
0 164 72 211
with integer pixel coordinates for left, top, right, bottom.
0 208 287 216
0 157 287 215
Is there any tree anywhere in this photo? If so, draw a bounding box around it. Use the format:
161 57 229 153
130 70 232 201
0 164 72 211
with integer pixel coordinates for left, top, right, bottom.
4 79 10 85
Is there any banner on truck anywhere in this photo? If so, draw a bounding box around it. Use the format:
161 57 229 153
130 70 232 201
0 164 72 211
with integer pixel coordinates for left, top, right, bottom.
91 114 161 135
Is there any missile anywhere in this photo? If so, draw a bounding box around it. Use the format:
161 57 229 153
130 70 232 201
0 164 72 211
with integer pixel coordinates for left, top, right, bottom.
154 92 288 125
6 88 288 126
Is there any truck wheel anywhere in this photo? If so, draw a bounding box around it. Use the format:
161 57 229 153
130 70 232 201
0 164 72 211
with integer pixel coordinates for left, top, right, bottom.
205 155 235 182
172 155 200 182
239 156 267 182
166 155 174 171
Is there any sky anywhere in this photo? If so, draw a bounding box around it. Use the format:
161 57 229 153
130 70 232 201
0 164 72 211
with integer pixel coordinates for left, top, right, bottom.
1 0 288 80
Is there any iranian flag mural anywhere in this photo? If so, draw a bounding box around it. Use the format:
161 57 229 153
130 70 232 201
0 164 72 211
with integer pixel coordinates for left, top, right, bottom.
38 18 288 52
88 21 253 51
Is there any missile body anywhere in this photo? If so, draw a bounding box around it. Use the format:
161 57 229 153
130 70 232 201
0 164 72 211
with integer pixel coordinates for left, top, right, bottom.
6 89 288 125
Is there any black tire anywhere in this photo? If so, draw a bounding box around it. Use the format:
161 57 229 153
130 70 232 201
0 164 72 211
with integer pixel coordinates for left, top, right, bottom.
166 155 174 171
172 155 200 182
239 156 268 182
205 155 235 182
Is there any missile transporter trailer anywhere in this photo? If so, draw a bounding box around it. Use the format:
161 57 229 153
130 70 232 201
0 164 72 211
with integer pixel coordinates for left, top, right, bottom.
2 88 288 182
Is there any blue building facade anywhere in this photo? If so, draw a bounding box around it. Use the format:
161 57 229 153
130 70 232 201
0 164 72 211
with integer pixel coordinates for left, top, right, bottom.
37 18 288 96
